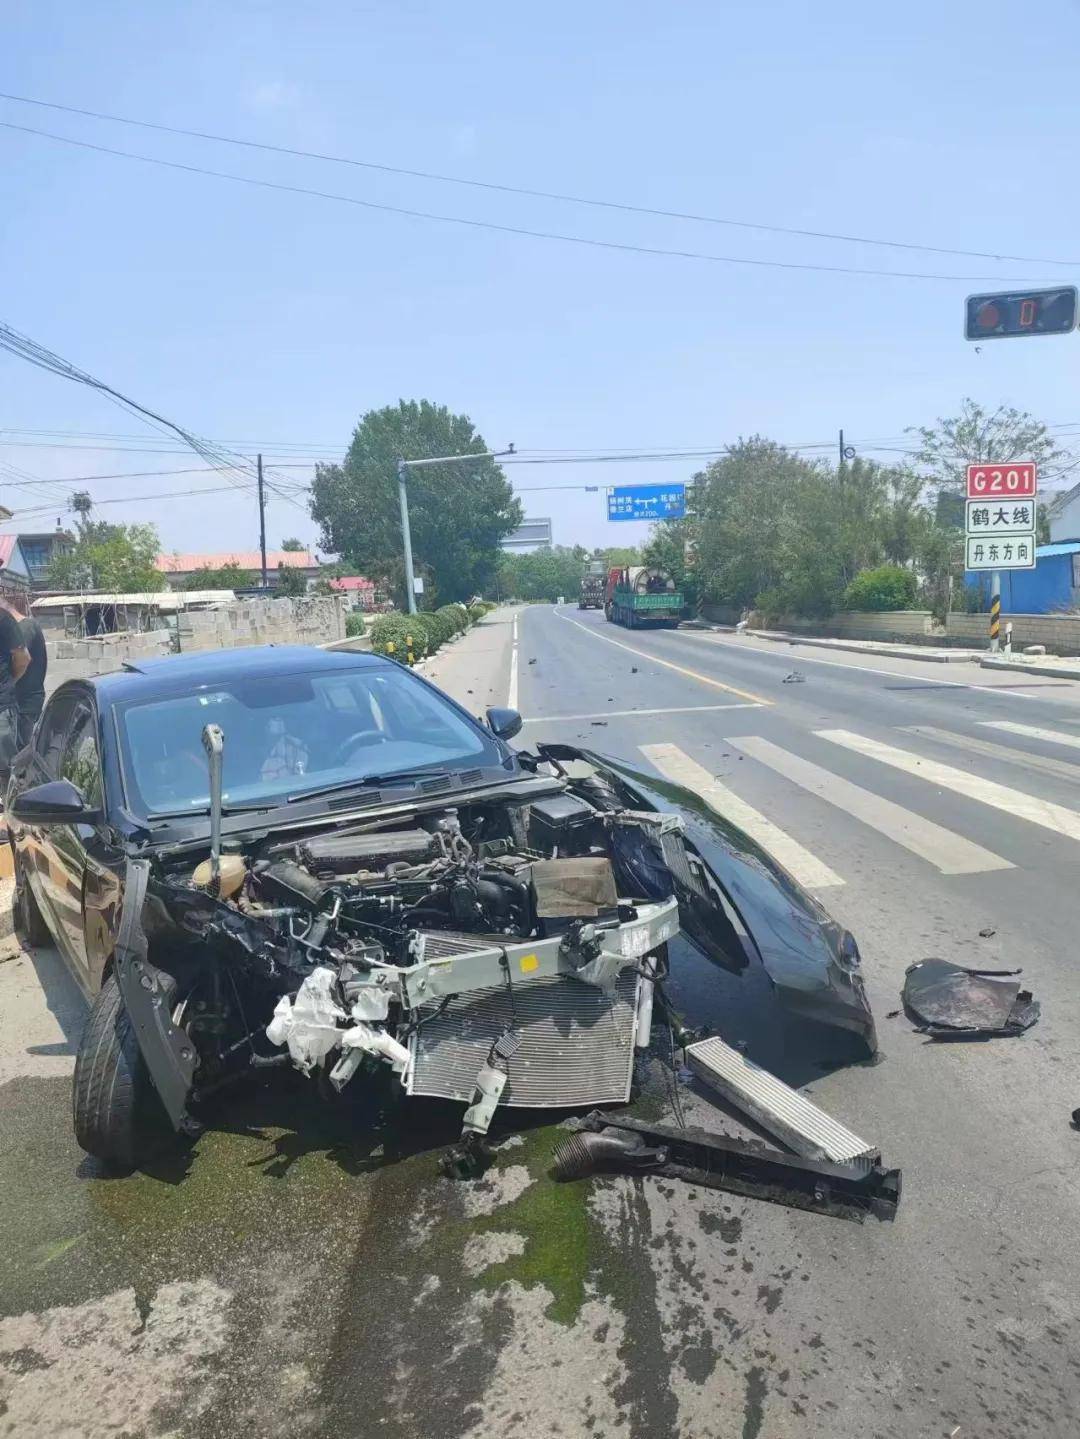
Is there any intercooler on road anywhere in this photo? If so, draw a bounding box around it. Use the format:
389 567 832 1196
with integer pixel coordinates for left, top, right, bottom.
407 968 641 1108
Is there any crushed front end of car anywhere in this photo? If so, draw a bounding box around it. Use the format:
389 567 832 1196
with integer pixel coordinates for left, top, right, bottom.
105 739 875 1170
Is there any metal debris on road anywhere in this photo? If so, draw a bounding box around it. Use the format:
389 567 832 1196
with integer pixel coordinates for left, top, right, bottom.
551 1111 901 1223
901 959 1040 1039
783 671 806 683
978 927 996 938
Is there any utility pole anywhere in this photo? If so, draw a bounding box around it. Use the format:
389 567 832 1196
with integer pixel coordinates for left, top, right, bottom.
396 457 418 615
396 445 515 615
257 453 268 589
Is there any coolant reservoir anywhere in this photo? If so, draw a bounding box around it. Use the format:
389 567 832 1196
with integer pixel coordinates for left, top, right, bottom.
192 852 246 898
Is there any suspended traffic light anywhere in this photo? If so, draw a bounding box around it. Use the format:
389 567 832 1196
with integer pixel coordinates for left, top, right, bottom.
965 287 1077 339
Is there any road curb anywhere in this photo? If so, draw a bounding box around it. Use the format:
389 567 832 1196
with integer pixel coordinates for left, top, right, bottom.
979 655 1080 679
743 631 982 664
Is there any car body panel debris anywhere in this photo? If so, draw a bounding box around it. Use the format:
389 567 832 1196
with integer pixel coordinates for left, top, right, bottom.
551 1111 902 1222
902 958 1040 1038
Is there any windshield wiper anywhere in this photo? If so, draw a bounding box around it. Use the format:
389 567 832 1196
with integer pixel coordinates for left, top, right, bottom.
147 800 279 819
286 767 451 804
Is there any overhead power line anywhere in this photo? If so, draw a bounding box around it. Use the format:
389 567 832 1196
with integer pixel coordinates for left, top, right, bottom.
0 119 1055 284
0 90 1075 269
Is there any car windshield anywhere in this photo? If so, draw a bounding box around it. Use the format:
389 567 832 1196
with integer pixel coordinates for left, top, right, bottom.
115 664 503 816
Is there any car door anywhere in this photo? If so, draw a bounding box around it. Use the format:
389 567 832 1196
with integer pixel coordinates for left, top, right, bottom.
14 687 80 948
48 700 109 990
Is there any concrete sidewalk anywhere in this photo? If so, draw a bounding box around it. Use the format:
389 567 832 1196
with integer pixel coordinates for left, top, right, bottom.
420 604 521 711
980 651 1080 679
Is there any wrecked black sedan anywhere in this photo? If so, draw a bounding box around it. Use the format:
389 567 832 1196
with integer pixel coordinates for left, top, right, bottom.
6 645 875 1170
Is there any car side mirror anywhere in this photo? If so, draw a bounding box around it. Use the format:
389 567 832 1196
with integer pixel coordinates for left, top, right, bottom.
485 706 523 741
9 778 102 826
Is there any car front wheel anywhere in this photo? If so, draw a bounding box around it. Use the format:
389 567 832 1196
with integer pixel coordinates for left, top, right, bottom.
72 972 172 1171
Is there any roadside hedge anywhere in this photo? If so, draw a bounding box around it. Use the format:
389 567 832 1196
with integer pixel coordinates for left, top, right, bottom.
841 565 918 612
369 614 428 662
467 603 486 624
411 610 455 653
437 603 468 635
344 612 366 638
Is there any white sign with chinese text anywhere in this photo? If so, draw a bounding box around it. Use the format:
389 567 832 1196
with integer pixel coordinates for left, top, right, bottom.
965 535 1036 571
964 498 1037 538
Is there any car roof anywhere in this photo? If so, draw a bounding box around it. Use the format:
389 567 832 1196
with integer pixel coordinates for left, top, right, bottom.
85 644 394 705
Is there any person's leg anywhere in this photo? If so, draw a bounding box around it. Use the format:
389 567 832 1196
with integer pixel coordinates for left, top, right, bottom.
17 694 43 750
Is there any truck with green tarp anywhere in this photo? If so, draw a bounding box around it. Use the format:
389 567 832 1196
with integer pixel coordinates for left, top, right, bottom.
605 565 683 629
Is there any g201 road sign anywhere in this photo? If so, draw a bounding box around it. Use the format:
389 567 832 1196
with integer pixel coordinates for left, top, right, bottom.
607 484 686 522
965 463 1036 499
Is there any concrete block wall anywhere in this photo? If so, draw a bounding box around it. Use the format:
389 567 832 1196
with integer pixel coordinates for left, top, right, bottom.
46 629 172 691
176 595 346 653
42 596 346 689
751 610 937 642
945 611 1080 654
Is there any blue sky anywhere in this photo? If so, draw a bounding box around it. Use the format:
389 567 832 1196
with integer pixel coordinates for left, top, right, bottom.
4 0 1080 559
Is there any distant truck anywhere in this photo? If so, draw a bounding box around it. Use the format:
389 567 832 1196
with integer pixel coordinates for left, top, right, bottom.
606 566 682 629
578 572 605 609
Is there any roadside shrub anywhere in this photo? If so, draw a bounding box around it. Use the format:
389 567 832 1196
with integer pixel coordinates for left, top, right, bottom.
467 603 486 624
437 603 467 635
369 614 428 663
841 565 918 612
411 610 454 652
344 612 366 638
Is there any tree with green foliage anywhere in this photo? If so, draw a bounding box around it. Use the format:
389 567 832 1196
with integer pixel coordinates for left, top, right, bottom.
841 565 918 611
280 537 306 552
275 563 308 597
310 400 522 607
600 545 642 569
497 545 589 602
180 562 252 591
908 398 1063 492
48 513 165 593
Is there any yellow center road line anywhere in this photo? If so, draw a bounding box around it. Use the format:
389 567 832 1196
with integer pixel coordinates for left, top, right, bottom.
554 610 772 706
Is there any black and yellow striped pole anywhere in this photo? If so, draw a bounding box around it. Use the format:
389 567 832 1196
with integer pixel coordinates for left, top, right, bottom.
989 574 1001 652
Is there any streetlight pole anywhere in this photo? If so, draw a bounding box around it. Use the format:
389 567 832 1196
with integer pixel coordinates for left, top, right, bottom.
396 445 515 614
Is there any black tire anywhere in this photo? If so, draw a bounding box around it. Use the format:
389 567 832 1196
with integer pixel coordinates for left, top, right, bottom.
13 866 51 948
73 972 171 1171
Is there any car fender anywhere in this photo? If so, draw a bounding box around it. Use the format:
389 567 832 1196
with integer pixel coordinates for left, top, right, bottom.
538 744 877 1053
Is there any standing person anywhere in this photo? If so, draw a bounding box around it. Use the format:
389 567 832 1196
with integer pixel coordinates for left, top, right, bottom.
7 590 45 748
0 592 30 783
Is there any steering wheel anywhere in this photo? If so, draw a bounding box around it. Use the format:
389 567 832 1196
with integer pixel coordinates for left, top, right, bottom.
331 730 391 765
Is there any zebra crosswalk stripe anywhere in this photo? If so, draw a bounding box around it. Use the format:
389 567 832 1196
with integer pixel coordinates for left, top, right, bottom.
817 728 1080 843
640 742 843 890
978 719 1080 752
728 735 1012 875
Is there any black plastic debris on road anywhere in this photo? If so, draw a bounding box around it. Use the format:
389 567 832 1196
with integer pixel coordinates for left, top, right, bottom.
902 958 1040 1040
783 671 805 684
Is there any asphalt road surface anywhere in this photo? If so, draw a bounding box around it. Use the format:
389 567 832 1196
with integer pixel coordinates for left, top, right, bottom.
3 605 1080 1439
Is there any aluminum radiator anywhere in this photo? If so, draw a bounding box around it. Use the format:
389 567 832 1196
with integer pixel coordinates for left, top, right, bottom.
407 969 640 1108
685 1035 878 1169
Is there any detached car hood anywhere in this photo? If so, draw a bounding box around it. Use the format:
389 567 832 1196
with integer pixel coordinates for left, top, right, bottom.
540 745 877 1053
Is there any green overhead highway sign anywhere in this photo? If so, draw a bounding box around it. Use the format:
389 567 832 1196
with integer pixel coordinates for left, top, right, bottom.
965 287 1078 340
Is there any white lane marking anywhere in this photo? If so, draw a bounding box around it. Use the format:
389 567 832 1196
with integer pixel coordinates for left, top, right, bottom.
521 703 760 724
729 735 1012 875
508 615 519 710
640 742 843 890
901 725 1080 785
554 610 771 705
817 728 1080 843
979 719 1080 751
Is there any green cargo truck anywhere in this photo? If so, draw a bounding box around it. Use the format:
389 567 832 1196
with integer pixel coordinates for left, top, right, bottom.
607 566 683 629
